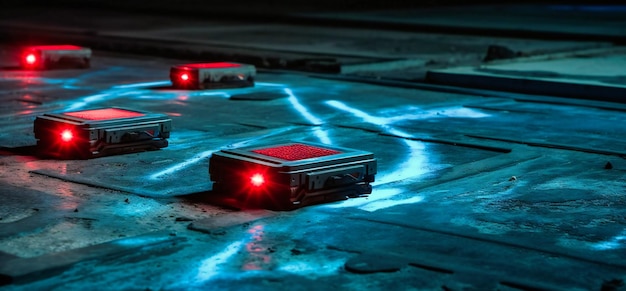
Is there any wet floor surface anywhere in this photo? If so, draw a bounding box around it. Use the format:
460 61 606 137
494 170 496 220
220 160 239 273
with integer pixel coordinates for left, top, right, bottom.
2 3 626 288
1 43 626 290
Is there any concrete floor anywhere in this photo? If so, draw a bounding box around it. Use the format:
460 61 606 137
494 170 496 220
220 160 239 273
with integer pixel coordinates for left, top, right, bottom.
1 4 626 291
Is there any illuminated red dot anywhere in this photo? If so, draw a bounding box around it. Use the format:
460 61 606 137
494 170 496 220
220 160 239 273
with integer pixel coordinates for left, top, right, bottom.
60 130 73 142
180 73 189 81
25 54 37 65
250 174 265 187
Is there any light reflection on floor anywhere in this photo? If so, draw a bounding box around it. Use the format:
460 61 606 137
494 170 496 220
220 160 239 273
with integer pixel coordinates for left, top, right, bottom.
195 241 244 282
284 88 331 144
591 229 626 250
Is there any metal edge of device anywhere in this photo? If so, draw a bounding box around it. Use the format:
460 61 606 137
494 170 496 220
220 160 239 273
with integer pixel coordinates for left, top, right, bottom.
216 141 376 171
25 46 92 69
170 63 256 89
208 142 377 210
38 107 169 124
34 108 172 159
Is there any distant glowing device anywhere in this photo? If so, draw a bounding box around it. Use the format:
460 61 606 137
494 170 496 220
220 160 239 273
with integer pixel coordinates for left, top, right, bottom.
34 107 171 159
170 62 255 89
209 142 377 210
21 45 91 70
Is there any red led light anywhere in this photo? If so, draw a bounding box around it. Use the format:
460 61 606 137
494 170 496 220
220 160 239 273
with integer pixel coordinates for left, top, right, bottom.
60 129 73 142
180 73 189 81
250 173 265 187
63 108 145 120
25 54 37 65
252 144 341 161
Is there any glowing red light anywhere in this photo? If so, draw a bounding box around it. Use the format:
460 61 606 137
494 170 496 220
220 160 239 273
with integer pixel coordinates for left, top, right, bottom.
250 174 265 187
63 108 145 120
252 144 341 161
180 73 189 81
25 54 37 65
60 129 73 142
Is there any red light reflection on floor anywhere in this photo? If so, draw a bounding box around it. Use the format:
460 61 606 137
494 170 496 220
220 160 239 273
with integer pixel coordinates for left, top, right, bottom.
56 182 80 211
242 224 272 271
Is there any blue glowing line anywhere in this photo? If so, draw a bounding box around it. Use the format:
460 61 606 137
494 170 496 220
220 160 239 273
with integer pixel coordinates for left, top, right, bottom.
255 82 286 87
192 91 231 98
325 188 403 209
325 187 425 212
62 84 82 90
149 127 296 180
64 93 111 111
359 195 425 212
591 229 626 250
285 88 323 125
196 241 244 281
114 235 169 247
224 127 295 149
312 127 332 145
325 100 387 125
148 150 215 180
326 101 489 125
325 100 431 186
112 80 171 89
277 259 345 277
284 88 331 144
374 139 430 186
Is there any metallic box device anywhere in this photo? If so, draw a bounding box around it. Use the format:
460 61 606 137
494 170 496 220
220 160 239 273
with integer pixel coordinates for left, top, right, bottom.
170 62 255 89
21 45 91 70
34 107 171 159
209 142 377 210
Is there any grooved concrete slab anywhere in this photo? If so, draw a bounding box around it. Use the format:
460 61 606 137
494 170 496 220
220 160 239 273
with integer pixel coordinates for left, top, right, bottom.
427 48 626 103
0 231 185 286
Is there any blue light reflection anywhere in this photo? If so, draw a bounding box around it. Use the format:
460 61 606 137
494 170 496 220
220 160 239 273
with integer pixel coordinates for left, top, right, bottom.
196 241 244 281
112 80 172 89
325 100 430 186
591 229 626 250
284 88 323 125
148 150 215 180
284 88 331 144
148 127 296 180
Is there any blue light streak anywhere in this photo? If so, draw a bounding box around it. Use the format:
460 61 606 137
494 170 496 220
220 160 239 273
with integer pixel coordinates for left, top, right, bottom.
325 100 387 126
359 194 425 212
325 100 430 186
254 82 286 87
325 187 424 212
196 241 244 281
311 127 331 145
374 139 430 186
284 88 323 125
64 94 110 111
284 88 331 144
148 149 215 180
57 80 288 110
114 235 170 247
148 127 296 180
591 229 626 250
112 80 172 89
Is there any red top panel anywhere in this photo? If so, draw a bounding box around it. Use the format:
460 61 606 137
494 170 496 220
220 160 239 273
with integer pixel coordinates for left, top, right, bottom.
178 62 241 69
63 108 145 120
252 144 341 161
27 45 85 51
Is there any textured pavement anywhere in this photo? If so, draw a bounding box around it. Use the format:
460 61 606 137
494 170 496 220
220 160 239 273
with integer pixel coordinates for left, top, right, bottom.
1 3 626 290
